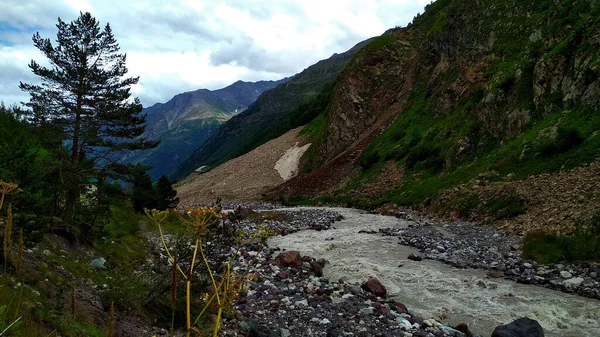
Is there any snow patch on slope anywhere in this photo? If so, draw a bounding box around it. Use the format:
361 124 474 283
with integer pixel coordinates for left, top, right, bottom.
274 142 311 180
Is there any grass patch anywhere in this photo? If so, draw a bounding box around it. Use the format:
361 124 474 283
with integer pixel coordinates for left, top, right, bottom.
538 126 585 156
245 211 293 223
301 113 327 142
102 204 143 239
347 35 398 68
523 215 600 264
483 196 527 220
358 151 380 170
432 193 480 218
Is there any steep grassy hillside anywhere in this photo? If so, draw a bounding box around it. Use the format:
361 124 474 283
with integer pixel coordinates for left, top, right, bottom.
274 0 600 233
123 80 284 180
171 40 371 181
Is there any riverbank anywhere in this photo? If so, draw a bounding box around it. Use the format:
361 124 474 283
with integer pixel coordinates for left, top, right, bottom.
264 207 600 337
220 207 481 337
375 218 600 300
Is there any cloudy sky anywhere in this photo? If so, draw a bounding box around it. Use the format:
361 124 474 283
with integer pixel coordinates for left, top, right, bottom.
0 0 430 107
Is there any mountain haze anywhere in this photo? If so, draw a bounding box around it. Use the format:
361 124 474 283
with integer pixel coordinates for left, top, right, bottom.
125 79 286 179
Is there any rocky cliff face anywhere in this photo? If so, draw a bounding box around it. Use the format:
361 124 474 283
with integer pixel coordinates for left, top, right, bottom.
316 0 600 161
272 0 600 231
322 31 418 162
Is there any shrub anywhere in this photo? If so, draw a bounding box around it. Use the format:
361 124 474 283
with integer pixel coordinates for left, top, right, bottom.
391 146 410 161
523 215 600 264
391 129 407 142
539 127 585 156
470 85 485 103
405 145 444 172
483 196 527 220
498 73 516 92
456 195 480 218
359 151 380 170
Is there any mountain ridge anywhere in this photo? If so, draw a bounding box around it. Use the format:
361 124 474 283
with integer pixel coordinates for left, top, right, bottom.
171 38 372 181
126 78 287 180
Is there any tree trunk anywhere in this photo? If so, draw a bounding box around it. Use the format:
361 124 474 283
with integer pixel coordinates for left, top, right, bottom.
64 82 84 225
62 164 80 225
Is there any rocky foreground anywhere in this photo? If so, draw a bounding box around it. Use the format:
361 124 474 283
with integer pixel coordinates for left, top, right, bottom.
213 206 549 337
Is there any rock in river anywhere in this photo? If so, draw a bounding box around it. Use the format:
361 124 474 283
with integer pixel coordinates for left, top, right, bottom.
491 317 544 337
361 277 387 298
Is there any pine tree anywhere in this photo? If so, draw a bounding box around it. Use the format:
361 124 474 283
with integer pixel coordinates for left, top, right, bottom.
130 164 156 213
19 12 158 223
155 175 179 210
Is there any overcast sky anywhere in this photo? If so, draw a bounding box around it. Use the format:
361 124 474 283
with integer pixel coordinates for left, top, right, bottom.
0 0 430 108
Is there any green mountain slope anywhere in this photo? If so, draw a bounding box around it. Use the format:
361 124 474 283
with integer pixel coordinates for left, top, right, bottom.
171 40 371 181
125 79 285 180
273 0 600 231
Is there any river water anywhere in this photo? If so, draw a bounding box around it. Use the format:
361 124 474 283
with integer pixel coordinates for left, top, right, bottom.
268 207 600 337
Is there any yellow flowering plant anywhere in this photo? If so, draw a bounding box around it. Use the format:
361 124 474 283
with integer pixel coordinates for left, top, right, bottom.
145 206 272 337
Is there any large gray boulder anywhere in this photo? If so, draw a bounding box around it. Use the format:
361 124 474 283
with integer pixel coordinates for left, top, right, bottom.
491 318 544 337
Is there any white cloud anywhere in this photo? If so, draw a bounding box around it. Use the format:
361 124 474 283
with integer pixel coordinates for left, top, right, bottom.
0 0 429 107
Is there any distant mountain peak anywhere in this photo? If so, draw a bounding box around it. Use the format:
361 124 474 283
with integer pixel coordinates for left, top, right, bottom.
123 78 287 180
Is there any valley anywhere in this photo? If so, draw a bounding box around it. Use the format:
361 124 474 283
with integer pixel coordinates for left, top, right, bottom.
2 0 600 336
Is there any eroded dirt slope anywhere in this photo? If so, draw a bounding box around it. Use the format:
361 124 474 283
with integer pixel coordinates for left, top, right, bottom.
176 127 308 205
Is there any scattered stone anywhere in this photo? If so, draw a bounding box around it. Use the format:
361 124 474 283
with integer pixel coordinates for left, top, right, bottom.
487 271 503 279
361 278 387 298
563 278 584 288
559 271 572 279
275 251 302 268
294 299 308 307
239 321 251 333
310 261 324 277
89 257 106 269
408 253 423 261
455 323 471 337
359 307 374 315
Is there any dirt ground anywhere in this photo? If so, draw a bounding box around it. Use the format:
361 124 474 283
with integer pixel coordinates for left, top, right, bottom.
176 127 308 205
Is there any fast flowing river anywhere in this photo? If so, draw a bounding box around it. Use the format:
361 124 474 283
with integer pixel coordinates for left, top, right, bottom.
268 207 600 337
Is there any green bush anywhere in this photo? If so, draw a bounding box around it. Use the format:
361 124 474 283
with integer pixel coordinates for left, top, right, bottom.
498 73 516 92
470 85 485 103
359 151 380 170
406 145 443 171
523 215 600 264
455 194 480 218
483 196 527 220
539 127 585 156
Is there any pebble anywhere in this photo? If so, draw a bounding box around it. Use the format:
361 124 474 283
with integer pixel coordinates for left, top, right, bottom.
564 278 584 288
560 271 573 279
